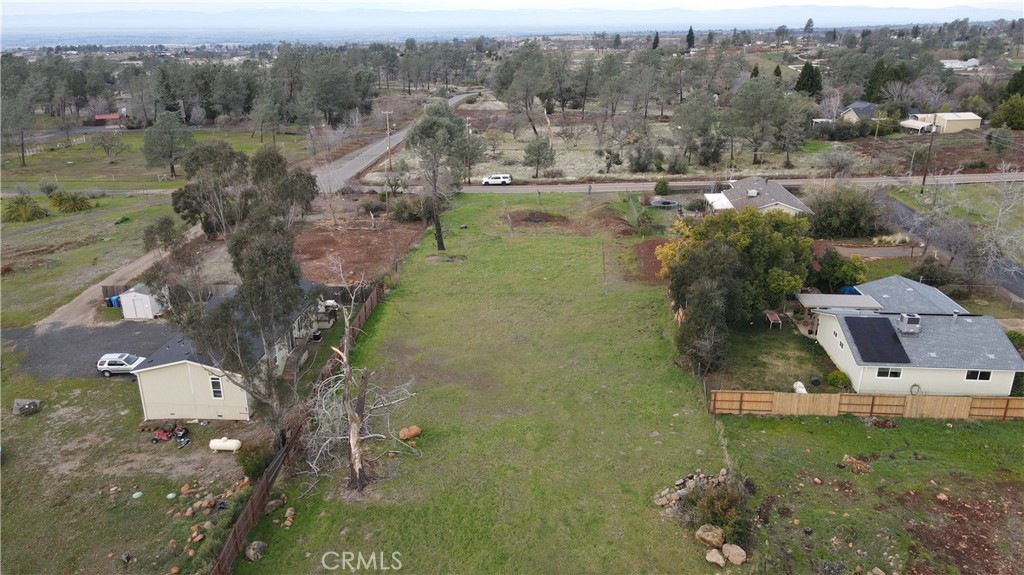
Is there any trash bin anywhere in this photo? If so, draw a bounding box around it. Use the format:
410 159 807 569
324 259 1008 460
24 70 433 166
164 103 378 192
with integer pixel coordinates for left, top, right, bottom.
111 295 121 308
310 330 322 342
810 375 821 387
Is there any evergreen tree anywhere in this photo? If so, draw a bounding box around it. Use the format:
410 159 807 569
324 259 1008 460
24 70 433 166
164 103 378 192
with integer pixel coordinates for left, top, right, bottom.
1005 66 1024 101
804 18 814 36
773 64 782 77
652 31 660 50
795 61 823 97
750 65 760 78
686 26 695 50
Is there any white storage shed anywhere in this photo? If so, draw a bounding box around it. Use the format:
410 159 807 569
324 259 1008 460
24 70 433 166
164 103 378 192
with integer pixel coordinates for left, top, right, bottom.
120 284 164 320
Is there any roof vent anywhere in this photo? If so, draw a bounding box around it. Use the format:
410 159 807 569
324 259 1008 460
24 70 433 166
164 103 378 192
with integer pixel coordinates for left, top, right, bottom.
898 313 921 334
748 189 759 197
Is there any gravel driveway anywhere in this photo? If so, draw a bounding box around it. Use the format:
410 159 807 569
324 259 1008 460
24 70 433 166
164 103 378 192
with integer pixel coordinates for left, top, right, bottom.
3 320 178 380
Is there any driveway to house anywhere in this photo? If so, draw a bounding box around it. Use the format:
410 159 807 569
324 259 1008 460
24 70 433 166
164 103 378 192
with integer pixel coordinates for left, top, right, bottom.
3 321 178 380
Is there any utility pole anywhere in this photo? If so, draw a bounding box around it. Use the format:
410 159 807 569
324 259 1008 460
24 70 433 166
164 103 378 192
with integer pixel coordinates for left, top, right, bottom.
920 121 937 193
382 110 394 172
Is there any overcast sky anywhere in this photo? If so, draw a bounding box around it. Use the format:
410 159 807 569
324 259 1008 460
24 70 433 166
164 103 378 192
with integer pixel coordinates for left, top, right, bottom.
4 0 1022 14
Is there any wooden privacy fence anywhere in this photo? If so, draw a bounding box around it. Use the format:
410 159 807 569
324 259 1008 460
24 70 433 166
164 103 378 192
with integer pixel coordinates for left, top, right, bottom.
209 285 385 575
709 390 1024 420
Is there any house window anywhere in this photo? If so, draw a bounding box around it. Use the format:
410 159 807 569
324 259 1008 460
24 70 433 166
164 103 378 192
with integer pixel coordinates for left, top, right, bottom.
211 376 223 399
833 330 838 339
966 370 991 381
839 341 844 349
877 367 902 378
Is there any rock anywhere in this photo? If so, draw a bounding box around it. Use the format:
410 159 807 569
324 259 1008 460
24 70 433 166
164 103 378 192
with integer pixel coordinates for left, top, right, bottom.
813 477 823 485
722 543 747 565
180 484 190 495
203 521 214 531
654 496 669 506
184 508 194 518
188 549 195 558
650 431 660 437
705 549 727 567
192 534 204 544
399 425 422 440
264 499 284 515
793 519 801 526
245 541 267 562
202 508 211 516
169 539 177 548
695 524 725 548
871 568 886 575
285 507 296 518
171 567 181 575
936 493 948 501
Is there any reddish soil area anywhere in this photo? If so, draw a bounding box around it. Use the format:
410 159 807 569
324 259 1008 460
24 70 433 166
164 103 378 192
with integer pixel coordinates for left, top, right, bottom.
849 131 1024 176
900 480 1024 575
633 238 668 284
293 217 426 285
508 210 570 226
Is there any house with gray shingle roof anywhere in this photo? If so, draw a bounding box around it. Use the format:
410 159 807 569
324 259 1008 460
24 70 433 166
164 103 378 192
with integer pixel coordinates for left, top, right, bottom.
839 100 879 123
813 276 1024 396
704 176 813 217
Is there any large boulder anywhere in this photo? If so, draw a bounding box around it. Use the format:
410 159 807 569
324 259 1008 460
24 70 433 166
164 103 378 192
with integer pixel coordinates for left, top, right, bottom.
695 524 725 548
245 541 268 562
263 499 284 516
722 543 747 565
706 548 727 568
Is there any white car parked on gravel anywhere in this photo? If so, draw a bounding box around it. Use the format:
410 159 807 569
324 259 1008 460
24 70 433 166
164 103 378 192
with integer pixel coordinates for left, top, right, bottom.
481 174 512 185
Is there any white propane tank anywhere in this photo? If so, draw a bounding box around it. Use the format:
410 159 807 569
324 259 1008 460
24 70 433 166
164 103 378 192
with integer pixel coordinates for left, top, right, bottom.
793 381 808 394
209 437 242 453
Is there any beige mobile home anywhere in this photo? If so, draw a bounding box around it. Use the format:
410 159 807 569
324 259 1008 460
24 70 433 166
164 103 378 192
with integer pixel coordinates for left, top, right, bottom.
133 345 252 421
703 176 813 217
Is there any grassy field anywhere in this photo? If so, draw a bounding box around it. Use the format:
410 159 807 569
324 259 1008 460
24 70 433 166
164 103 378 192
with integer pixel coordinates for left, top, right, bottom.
724 415 1024 574
0 193 175 327
890 182 1024 238
235 192 724 574
0 349 247 575
1 128 309 192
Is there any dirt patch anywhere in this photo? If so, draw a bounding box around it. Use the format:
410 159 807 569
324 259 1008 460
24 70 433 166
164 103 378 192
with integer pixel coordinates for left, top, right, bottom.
508 210 570 226
849 131 1024 176
633 238 667 284
899 480 1024 575
425 255 467 263
576 203 635 237
293 217 425 285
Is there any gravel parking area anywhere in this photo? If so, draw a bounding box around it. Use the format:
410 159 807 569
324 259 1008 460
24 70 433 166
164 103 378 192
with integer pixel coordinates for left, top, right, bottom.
3 320 177 380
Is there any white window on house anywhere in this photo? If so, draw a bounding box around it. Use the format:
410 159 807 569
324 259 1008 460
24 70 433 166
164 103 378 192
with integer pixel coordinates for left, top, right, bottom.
211 376 224 399
966 370 992 381
877 367 902 378
839 341 844 349
833 330 838 338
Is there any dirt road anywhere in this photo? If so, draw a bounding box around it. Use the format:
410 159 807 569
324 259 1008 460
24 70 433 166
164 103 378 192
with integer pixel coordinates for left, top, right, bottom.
34 224 203 331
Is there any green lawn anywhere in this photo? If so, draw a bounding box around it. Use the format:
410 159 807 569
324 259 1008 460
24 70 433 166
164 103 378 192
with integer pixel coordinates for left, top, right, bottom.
0 193 176 327
235 193 723 574
1 127 309 192
711 324 841 393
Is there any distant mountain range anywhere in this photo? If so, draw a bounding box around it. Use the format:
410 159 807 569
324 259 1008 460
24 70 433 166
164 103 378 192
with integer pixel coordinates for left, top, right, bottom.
3 5 1020 48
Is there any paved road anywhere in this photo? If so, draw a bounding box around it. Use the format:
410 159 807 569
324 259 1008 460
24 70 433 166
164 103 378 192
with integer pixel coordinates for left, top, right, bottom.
312 92 475 193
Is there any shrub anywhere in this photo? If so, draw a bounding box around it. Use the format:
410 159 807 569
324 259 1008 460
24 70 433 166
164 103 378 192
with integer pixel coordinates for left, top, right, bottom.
541 168 564 178
908 255 957 286
1006 330 1024 352
677 478 754 547
654 178 670 195
1012 372 1024 397
826 369 851 390
389 196 424 222
465 96 478 105
958 159 988 170
38 181 61 196
817 149 858 177
501 158 519 166
236 441 274 480
665 153 688 175
49 190 94 213
2 194 49 223
358 197 386 216
686 197 711 212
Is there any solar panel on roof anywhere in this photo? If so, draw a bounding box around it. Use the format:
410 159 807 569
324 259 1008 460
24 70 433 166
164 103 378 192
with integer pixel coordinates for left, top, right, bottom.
844 316 911 364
